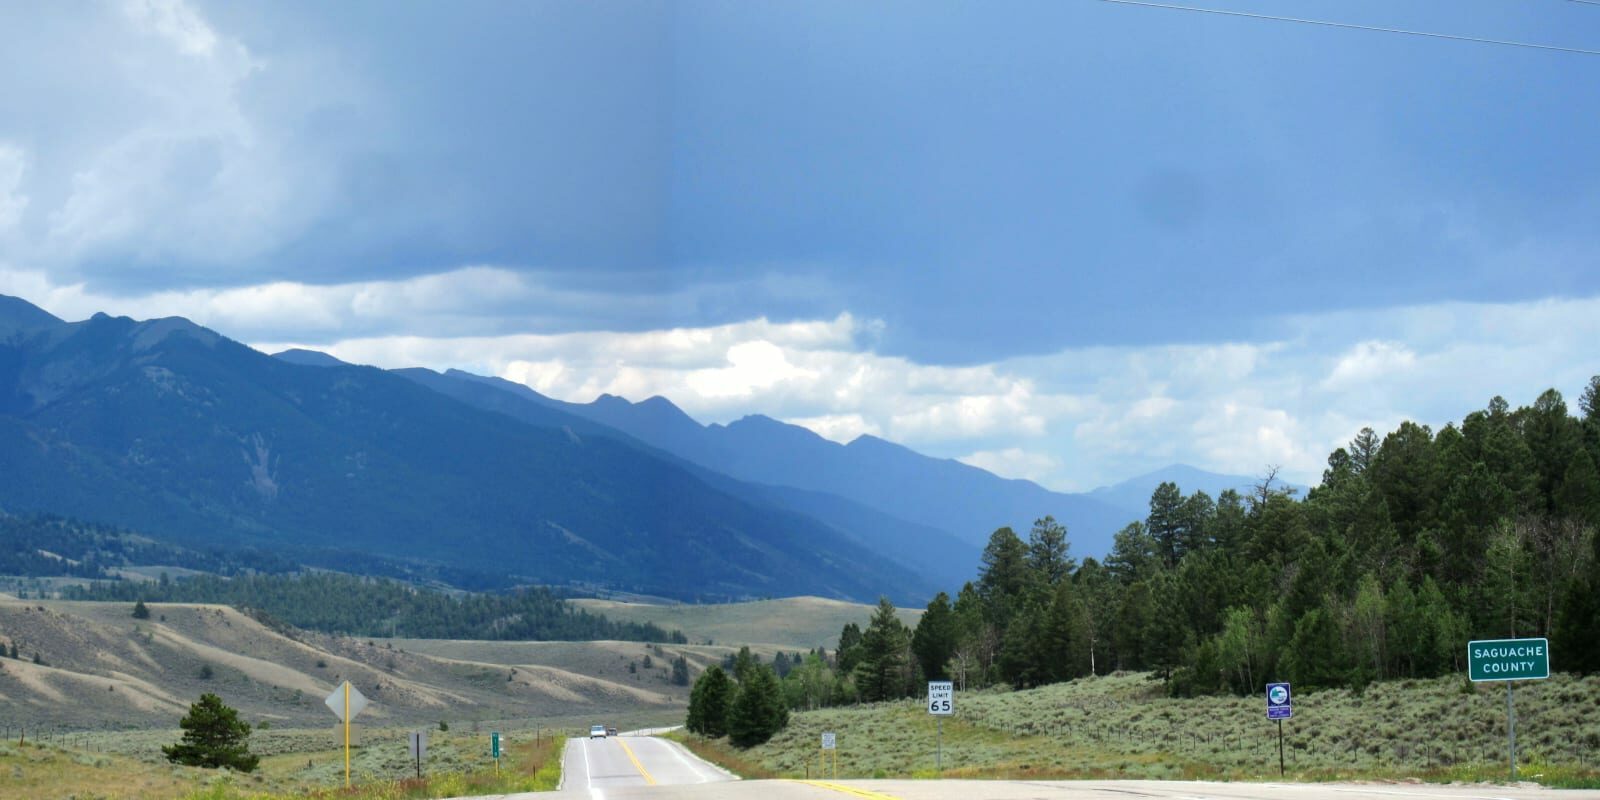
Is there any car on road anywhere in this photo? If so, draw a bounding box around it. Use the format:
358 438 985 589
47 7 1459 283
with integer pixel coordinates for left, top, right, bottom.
607 726 618 737
589 725 608 739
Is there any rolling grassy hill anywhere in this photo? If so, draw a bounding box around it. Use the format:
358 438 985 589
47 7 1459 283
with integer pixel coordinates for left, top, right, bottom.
0 595 699 732
568 596 923 650
720 671 1600 785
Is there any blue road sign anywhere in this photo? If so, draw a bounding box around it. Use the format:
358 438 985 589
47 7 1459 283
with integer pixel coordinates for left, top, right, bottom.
1266 682 1292 720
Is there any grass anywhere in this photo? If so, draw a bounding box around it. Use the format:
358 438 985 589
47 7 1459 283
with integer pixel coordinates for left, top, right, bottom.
569 597 921 650
681 671 1600 788
0 728 566 800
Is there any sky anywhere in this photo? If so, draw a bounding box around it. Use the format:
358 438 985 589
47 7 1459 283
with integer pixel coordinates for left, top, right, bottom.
1 0 1598 491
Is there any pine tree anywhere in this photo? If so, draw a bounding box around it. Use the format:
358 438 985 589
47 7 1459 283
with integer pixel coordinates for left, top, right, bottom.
162 693 259 771
732 646 757 683
670 654 691 686
836 623 864 674
727 664 789 747
1147 482 1185 567
132 600 151 620
977 527 1030 628
685 666 732 737
853 597 908 702
1026 516 1073 586
911 592 957 681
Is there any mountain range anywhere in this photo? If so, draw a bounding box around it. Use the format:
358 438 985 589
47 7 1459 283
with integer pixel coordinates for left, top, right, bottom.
2 294 1275 602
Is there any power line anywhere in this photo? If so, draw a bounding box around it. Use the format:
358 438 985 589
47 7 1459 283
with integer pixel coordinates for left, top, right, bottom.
1098 0 1600 56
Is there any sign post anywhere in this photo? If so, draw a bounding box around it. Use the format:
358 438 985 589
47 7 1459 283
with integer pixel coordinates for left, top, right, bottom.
928 680 953 773
1266 682 1291 778
1468 637 1550 782
821 731 836 779
492 731 501 774
408 731 427 780
324 681 370 789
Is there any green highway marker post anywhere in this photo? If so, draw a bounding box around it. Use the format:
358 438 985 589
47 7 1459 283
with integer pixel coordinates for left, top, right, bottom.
492 731 501 774
1468 637 1550 782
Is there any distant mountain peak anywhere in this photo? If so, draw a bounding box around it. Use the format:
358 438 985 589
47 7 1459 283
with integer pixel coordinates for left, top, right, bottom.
0 294 65 338
272 348 351 368
130 316 220 351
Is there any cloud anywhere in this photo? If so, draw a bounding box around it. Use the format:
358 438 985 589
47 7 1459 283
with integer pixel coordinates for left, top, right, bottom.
0 144 27 232
784 414 881 444
1323 340 1417 390
958 448 1064 486
123 0 220 57
5 261 1597 492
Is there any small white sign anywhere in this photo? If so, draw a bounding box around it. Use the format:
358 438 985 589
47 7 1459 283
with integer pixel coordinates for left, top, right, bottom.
324 681 369 722
927 681 954 716
821 732 836 750
408 730 428 760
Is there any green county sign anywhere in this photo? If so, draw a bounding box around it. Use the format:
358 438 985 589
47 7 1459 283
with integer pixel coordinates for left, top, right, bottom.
1467 637 1549 682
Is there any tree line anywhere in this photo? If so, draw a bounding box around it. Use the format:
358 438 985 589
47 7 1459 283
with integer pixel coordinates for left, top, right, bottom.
725 380 1600 711
686 647 791 747
888 380 1600 696
0 513 296 579
62 572 687 643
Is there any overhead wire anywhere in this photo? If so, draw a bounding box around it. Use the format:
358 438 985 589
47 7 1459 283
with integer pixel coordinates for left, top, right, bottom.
1097 0 1600 56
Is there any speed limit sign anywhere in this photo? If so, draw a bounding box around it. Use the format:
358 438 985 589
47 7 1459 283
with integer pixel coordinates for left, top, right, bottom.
927 681 953 716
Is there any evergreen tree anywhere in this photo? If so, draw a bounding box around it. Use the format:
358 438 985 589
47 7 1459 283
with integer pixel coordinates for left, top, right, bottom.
132 600 150 620
1106 521 1157 583
727 664 789 747
1025 516 1073 586
1524 389 1582 514
1177 491 1215 556
997 599 1051 688
1349 427 1380 474
949 582 994 689
1554 530 1600 674
686 666 733 737
836 623 864 674
732 646 758 683
1147 482 1185 567
1281 608 1348 690
977 527 1030 626
911 592 956 681
670 655 690 686
1112 580 1154 670
162 693 259 771
853 597 908 702
1556 449 1600 527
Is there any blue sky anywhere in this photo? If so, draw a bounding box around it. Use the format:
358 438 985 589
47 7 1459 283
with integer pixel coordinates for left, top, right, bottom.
2 0 1598 491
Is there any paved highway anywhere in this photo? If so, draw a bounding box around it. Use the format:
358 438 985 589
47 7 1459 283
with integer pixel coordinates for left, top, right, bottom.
459 735 1600 800
565 733 735 796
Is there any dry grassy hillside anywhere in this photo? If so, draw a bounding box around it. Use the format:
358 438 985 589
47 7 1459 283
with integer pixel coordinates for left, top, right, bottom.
0 595 686 733
570 596 922 650
386 637 776 697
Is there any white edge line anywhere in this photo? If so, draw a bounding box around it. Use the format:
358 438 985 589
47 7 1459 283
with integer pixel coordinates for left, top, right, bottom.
652 736 719 783
657 734 740 781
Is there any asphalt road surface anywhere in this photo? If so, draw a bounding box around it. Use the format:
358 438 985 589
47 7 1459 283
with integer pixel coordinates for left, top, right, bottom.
459 735 1600 800
566 733 735 796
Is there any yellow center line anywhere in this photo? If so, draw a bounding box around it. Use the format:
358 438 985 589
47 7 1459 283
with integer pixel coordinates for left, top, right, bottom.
792 779 899 800
616 738 657 785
